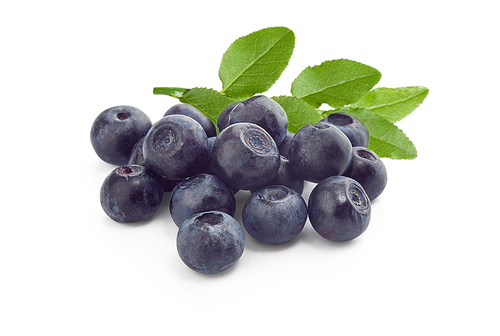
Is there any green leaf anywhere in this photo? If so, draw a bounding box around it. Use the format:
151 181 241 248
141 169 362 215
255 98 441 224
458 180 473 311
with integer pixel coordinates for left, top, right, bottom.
352 86 429 123
153 87 188 98
178 88 236 125
291 59 381 108
272 96 323 133
340 107 417 159
219 26 295 98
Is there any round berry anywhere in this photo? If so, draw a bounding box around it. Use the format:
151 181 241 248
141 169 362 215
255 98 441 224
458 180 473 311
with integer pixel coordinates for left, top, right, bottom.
177 211 245 274
100 165 163 223
288 123 352 183
243 185 307 245
91 106 152 166
143 115 209 180
343 147 387 201
308 176 371 242
211 122 280 190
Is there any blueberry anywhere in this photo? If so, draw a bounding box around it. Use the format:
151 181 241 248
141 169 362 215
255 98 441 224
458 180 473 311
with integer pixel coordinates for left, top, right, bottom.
164 103 217 138
320 112 369 147
128 137 178 192
169 173 236 227
308 176 371 242
278 131 295 158
177 211 245 274
242 185 307 245
143 114 209 180
211 122 280 190
343 147 387 201
91 106 152 166
128 136 147 166
204 136 239 194
217 101 239 133
203 136 217 175
288 123 352 183
219 95 288 146
207 136 217 153
251 155 304 195
100 165 164 223
272 155 304 195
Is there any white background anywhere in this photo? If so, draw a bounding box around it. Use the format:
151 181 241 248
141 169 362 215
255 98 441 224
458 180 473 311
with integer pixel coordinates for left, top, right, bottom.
1 1 499 335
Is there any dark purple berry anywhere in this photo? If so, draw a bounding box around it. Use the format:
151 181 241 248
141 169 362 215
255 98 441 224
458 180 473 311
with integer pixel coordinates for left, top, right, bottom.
177 211 245 274
288 123 352 183
308 176 371 242
143 115 209 180
343 147 387 201
211 122 280 190
243 185 307 245
91 106 151 166
100 165 163 223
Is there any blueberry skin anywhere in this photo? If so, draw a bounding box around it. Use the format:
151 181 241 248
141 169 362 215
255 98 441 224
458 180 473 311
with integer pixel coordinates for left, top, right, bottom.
343 147 387 201
100 165 164 223
243 185 307 245
169 173 236 227
273 156 304 195
177 211 245 274
321 112 369 147
288 123 353 183
250 155 304 195
164 103 217 138
203 136 217 175
211 122 280 191
222 95 288 147
128 136 147 166
205 136 239 194
308 176 371 242
217 101 239 133
128 137 178 192
143 114 209 180
91 106 152 166
278 131 295 158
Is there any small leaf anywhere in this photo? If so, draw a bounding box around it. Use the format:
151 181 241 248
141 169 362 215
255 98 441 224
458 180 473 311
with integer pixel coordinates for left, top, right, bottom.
219 26 295 98
153 87 188 98
353 86 429 123
178 88 237 125
340 108 417 159
272 96 323 133
291 59 381 108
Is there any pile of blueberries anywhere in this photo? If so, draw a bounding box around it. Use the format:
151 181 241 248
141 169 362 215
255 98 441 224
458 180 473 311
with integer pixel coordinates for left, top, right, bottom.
91 96 387 274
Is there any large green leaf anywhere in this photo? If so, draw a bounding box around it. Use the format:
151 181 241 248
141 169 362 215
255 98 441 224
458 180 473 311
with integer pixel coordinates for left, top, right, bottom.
219 26 295 98
291 59 381 108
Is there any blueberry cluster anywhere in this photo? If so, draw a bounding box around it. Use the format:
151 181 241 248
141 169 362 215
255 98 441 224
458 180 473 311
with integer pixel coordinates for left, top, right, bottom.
91 96 388 274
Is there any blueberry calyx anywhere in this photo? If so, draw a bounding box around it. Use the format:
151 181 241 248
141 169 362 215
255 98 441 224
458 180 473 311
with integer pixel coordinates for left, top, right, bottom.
347 182 370 213
194 212 224 226
154 129 176 151
247 133 267 151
